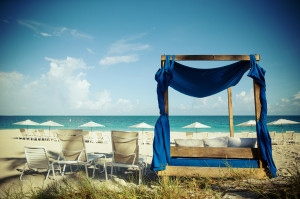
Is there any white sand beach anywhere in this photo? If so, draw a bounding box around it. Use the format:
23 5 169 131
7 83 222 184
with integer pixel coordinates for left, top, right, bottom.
0 129 299 194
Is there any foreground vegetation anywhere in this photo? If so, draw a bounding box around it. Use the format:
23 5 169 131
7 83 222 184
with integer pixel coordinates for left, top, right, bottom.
1 164 299 199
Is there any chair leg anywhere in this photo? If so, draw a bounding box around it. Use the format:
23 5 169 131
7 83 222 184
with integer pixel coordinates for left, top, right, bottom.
85 165 88 177
45 168 51 181
51 163 56 179
110 165 114 179
62 164 67 176
20 163 28 181
104 162 108 181
138 168 142 185
92 163 96 179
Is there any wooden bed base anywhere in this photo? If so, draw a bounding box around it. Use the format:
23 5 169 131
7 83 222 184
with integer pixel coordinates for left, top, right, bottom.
157 146 268 179
158 166 267 178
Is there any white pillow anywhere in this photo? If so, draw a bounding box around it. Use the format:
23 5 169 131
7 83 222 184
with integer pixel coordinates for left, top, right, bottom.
203 136 229 147
228 137 257 148
174 139 204 147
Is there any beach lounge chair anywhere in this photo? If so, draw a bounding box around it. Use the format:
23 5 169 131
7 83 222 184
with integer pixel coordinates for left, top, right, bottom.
285 131 294 144
32 129 41 141
272 133 284 145
236 131 249 138
186 132 194 139
109 131 147 184
83 130 90 142
295 135 300 144
56 129 107 179
20 146 56 181
269 131 276 141
91 131 104 143
199 132 208 139
142 131 154 145
38 129 46 141
18 128 27 140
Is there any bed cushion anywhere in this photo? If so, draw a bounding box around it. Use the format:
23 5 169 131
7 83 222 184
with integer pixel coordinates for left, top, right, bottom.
174 139 204 147
169 157 259 168
228 138 257 148
203 136 229 147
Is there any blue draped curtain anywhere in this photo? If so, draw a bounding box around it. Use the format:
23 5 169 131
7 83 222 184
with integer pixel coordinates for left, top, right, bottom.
151 54 277 178
247 55 277 177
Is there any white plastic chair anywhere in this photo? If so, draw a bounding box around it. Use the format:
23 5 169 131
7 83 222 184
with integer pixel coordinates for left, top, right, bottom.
20 146 56 181
143 131 154 144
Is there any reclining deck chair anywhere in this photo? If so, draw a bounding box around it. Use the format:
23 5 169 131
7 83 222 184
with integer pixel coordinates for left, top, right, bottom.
56 129 107 180
109 131 146 184
20 146 56 181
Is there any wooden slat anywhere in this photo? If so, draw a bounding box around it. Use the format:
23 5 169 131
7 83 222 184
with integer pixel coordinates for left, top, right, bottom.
227 87 234 137
161 55 260 61
158 166 267 179
170 146 259 159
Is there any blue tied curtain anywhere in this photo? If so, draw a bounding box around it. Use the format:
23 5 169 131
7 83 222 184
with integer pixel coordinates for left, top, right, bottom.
248 55 277 177
151 55 175 171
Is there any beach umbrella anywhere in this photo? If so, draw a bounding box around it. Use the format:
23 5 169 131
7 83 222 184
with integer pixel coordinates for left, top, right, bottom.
40 120 64 131
79 121 105 132
267 119 299 135
13 119 39 131
129 122 154 141
182 122 211 133
236 120 256 133
40 120 64 139
79 121 105 139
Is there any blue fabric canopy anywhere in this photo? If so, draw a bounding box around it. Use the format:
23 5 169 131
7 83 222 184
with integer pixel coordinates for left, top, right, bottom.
170 61 250 98
151 54 277 178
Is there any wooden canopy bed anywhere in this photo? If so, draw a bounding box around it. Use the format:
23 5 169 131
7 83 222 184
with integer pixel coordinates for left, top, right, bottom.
154 55 272 179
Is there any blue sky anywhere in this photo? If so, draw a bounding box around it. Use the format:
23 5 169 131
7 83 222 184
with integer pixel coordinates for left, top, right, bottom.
0 0 300 116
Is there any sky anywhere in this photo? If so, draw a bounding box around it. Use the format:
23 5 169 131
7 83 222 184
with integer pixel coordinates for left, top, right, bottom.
0 0 300 116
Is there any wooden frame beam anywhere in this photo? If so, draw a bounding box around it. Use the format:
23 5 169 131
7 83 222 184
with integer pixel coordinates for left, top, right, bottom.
161 55 260 61
171 146 259 159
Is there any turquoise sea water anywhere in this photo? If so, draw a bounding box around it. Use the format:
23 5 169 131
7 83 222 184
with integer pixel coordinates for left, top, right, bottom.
0 115 300 133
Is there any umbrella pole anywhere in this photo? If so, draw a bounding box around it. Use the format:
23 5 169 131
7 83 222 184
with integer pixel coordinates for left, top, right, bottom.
281 124 284 142
142 128 144 144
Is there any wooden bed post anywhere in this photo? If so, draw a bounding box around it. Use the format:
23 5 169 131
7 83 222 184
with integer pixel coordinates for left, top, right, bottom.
253 80 263 168
227 87 234 137
161 60 168 115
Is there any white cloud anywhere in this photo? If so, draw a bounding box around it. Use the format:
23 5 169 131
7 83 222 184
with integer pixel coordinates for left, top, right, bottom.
116 98 133 112
0 57 140 115
87 48 95 54
40 32 51 37
99 33 150 66
99 55 138 65
294 91 300 100
18 19 93 39
236 89 253 104
109 39 150 54
281 98 290 103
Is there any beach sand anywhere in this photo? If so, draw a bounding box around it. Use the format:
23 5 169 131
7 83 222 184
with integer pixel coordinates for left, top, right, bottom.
0 129 299 195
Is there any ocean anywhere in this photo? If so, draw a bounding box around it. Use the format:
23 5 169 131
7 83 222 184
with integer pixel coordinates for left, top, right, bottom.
0 115 300 133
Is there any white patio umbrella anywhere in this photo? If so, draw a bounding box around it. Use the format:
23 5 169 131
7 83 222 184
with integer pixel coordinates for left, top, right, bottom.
39 120 64 139
79 121 105 132
13 119 39 131
129 122 154 141
182 122 211 134
267 119 299 134
236 120 256 133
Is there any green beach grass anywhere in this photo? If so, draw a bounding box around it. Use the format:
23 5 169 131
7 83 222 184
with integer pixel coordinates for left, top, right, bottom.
1 164 299 199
